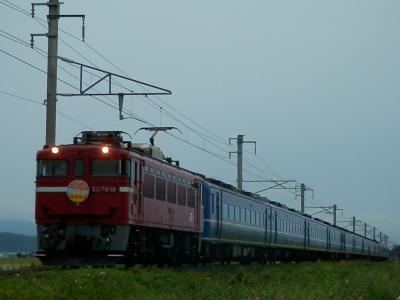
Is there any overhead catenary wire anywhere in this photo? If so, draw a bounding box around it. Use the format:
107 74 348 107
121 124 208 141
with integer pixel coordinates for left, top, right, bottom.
0 90 94 130
0 1 245 166
0 27 148 123
0 44 147 124
0 3 331 201
0 6 303 199
0 47 240 176
0 0 31 17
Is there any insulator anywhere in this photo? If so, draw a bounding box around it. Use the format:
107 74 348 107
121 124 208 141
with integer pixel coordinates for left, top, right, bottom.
82 24 85 42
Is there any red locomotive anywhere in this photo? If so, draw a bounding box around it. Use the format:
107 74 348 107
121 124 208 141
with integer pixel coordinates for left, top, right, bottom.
35 131 203 266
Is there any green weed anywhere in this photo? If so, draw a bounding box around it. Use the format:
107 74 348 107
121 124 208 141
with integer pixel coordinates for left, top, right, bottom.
0 261 399 300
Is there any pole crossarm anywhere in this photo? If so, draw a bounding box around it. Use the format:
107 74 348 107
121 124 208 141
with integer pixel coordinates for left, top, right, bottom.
57 57 172 97
249 180 296 193
310 208 331 216
31 2 85 47
306 206 332 209
244 180 295 183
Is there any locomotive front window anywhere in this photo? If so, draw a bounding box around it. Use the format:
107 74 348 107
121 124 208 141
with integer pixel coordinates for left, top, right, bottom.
37 160 68 177
91 159 131 177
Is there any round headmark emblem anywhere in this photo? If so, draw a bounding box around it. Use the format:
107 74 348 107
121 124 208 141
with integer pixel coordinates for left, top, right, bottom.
67 180 90 205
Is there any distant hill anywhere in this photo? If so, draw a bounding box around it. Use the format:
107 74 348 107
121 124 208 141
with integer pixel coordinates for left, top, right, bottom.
0 219 36 236
0 232 36 252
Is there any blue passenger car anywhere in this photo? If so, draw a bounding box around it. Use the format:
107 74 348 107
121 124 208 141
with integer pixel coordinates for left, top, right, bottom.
200 178 388 263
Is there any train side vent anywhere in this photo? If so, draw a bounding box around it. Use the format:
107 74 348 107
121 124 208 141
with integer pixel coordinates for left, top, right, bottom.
130 143 164 160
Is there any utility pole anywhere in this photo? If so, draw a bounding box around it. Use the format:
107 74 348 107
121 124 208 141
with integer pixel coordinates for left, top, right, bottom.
301 183 305 214
353 216 356 233
46 0 60 146
229 135 256 190
333 204 337 226
364 223 367 238
299 183 314 214
31 1 85 146
236 134 243 191
373 226 376 240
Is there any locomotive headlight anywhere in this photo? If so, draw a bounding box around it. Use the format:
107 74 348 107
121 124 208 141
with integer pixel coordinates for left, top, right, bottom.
51 146 59 154
101 146 109 154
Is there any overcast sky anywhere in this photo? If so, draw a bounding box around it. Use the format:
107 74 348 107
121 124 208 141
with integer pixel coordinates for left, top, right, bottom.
0 1 399 244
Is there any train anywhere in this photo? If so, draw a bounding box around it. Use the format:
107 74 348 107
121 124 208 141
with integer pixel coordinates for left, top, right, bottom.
35 131 389 266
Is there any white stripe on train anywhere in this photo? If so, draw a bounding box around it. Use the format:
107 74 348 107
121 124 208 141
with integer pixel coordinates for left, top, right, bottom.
36 186 134 193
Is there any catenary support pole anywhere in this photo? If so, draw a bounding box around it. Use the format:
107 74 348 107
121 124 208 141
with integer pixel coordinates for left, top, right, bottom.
237 135 244 190
32 1 86 146
45 0 60 146
300 183 305 214
333 204 337 226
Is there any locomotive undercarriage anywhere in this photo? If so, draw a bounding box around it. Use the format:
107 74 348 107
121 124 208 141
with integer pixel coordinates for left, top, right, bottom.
123 226 201 267
36 223 201 267
36 224 130 266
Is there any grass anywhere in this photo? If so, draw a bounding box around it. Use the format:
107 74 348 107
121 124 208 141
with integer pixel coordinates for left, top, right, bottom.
0 260 399 299
0 257 41 271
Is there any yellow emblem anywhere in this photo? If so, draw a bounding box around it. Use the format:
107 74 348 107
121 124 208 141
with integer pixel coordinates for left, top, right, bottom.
67 180 89 205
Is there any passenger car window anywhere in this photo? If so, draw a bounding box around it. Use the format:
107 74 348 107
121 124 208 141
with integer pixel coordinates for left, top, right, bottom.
246 209 251 224
229 205 234 221
235 206 240 222
223 203 228 219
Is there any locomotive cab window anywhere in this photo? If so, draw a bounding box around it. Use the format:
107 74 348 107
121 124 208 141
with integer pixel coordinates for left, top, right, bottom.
37 160 68 177
91 159 131 177
132 162 138 184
